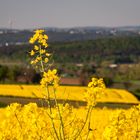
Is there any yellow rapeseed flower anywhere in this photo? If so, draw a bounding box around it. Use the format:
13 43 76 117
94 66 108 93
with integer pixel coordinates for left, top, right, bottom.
40 49 46 54
36 56 41 61
30 50 35 56
44 58 49 63
29 37 35 44
46 53 51 57
34 29 44 34
34 45 39 50
85 77 106 107
44 34 48 40
40 69 59 89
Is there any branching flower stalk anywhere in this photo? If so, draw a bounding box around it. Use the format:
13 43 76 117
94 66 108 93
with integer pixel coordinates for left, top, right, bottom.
74 77 105 139
74 105 93 140
29 30 66 140
53 88 65 140
29 29 106 140
29 30 61 139
46 86 60 140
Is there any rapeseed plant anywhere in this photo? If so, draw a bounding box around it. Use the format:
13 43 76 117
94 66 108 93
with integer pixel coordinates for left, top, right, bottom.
28 29 106 139
103 105 140 140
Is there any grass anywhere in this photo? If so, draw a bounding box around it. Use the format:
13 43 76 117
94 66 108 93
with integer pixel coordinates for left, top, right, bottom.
0 102 7 108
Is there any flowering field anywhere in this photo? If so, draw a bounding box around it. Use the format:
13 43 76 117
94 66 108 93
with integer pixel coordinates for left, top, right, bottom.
0 103 140 139
0 84 139 139
0 85 139 104
0 105 114 140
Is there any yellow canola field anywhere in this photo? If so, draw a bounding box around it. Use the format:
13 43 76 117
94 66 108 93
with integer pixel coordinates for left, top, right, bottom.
0 104 139 140
0 106 118 140
0 85 139 104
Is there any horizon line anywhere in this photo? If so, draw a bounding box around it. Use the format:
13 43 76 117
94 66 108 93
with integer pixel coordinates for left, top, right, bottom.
0 24 140 30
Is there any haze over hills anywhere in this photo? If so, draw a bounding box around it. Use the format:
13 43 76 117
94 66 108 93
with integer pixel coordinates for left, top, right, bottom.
0 26 140 46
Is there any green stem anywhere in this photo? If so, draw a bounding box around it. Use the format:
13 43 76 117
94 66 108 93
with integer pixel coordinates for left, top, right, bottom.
46 86 52 113
74 105 93 140
86 106 93 140
46 86 60 140
53 88 65 140
39 45 44 73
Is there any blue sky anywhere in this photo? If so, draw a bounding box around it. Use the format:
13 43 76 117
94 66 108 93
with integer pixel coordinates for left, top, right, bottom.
0 0 140 29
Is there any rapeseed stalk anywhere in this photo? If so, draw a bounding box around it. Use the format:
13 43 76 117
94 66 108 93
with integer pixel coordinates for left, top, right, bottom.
29 29 62 139
28 29 106 140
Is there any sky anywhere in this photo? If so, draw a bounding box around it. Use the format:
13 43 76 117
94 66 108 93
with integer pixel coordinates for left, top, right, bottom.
0 0 140 29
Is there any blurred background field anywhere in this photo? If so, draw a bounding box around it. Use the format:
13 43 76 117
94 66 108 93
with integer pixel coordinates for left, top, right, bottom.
0 85 139 108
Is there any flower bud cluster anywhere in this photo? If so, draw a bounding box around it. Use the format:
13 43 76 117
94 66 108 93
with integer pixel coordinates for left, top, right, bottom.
29 30 51 67
40 69 59 89
103 105 140 140
85 77 106 107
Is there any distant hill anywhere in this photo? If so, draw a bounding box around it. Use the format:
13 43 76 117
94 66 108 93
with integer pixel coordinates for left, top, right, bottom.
0 35 140 65
0 26 140 46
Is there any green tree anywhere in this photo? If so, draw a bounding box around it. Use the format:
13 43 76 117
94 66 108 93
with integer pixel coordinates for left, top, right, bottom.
0 65 8 82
